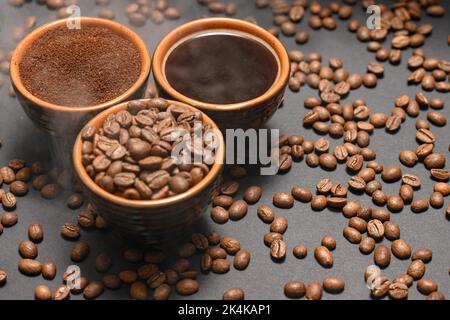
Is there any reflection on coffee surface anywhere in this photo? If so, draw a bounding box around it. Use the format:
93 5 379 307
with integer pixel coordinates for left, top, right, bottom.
165 31 279 104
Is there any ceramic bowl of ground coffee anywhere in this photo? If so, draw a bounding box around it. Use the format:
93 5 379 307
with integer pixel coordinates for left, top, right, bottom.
10 17 151 139
73 97 225 245
152 18 290 130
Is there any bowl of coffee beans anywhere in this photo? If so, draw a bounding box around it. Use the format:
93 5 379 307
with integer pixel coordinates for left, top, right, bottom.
73 97 225 245
152 18 290 130
10 17 151 139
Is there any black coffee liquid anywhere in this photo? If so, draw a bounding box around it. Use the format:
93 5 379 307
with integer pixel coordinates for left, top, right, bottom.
165 31 279 104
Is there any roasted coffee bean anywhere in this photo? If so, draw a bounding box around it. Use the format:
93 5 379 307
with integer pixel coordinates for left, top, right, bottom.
19 240 38 259
416 128 435 144
34 285 52 301
40 183 60 199
417 279 438 295
323 277 345 294
270 216 288 234
429 192 444 208
411 199 429 213
18 259 42 276
229 200 248 220
0 269 7 286
388 282 408 300
359 237 375 254
220 236 240 255
28 223 43 243
349 217 367 233
176 279 199 296
424 153 446 170
41 262 57 280
430 169 450 181
78 210 95 229
311 195 327 211
426 292 446 300
1 192 16 209
391 239 411 259
408 259 426 280
60 223 80 240
211 259 230 274
412 248 433 263
95 252 112 273
427 111 446 126
387 195 404 212
435 182 450 196
70 241 90 262
213 195 233 208
67 193 84 209
367 219 384 239
384 221 400 241
129 281 148 300
273 192 294 208
243 186 262 204
374 245 391 268
120 270 139 284
83 281 104 299
314 246 333 268
394 274 414 288
343 227 362 244
284 281 306 299
346 154 364 171
400 184 414 203
399 150 418 167
416 143 434 159
1 212 18 227
9 181 28 196
348 176 366 191
102 274 122 290
342 201 361 218
233 250 250 270
316 179 333 194
382 166 402 182
305 281 323 300
222 288 244 300
211 206 229 224
321 236 336 251
52 285 71 300
293 245 307 259
270 239 287 260
257 205 275 223
290 186 312 204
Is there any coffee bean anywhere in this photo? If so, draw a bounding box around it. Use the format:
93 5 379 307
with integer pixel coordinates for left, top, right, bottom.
211 258 230 274
412 248 433 263
411 198 429 213
35 285 52 301
367 219 384 240
243 186 262 204
435 182 450 196
424 153 446 170
102 274 122 290
323 277 345 294
348 176 366 191
374 244 391 268
222 288 244 300
382 166 402 182
119 270 139 284
306 281 323 300
25 223 43 243
0 270 6 285
399 150 418 167
346 154 364 171
52 285 70 300
70 241 90 262
40 183 60 199
67 193 84 209
426 292 446 300
18 259 42 276
388 282 408 300
220 236 240 255
176 279 199 296
41 262 57 280
233 250 250 270
417 278 438 295
1 211 18 227
229 200 248 220
343 227 362 244
311 195 327 211
83 281 104 299
349 217 367 233
291 186 312 203
9 181 28 196
359 237 375 254
321 236 336 251
429 192 444 208
430 169 450 181
211 205 230 224
270 239 287 260
383 221 400 241
391 239 411 259
273 192 294 208
314 246 333 268
269 216 288 234
1 192 16 210
284 281 306 299
416 128 435 144
60 223 80 240
19 240 38 259
256 205 275 223
293 245 307 259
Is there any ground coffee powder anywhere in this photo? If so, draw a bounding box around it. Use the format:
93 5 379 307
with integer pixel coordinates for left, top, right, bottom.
19 24 141 107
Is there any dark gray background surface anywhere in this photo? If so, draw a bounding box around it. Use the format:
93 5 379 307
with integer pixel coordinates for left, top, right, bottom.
0 0 449 300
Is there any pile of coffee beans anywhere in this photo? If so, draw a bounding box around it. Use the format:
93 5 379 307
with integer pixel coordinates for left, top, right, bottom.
407 50 450 92
196 0 238 17
81 98 215 200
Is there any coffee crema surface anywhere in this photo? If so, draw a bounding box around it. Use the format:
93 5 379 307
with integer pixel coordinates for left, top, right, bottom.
19 24 142 107
165 31 279 105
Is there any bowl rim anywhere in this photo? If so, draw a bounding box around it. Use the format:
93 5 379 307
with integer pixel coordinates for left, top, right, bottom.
73 98 225 209
152 17 290 111
10 17 151 112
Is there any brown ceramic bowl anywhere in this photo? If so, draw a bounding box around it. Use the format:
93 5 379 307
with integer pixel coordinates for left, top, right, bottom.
152 18 290 130
10 17 151 139
73 99 225 245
